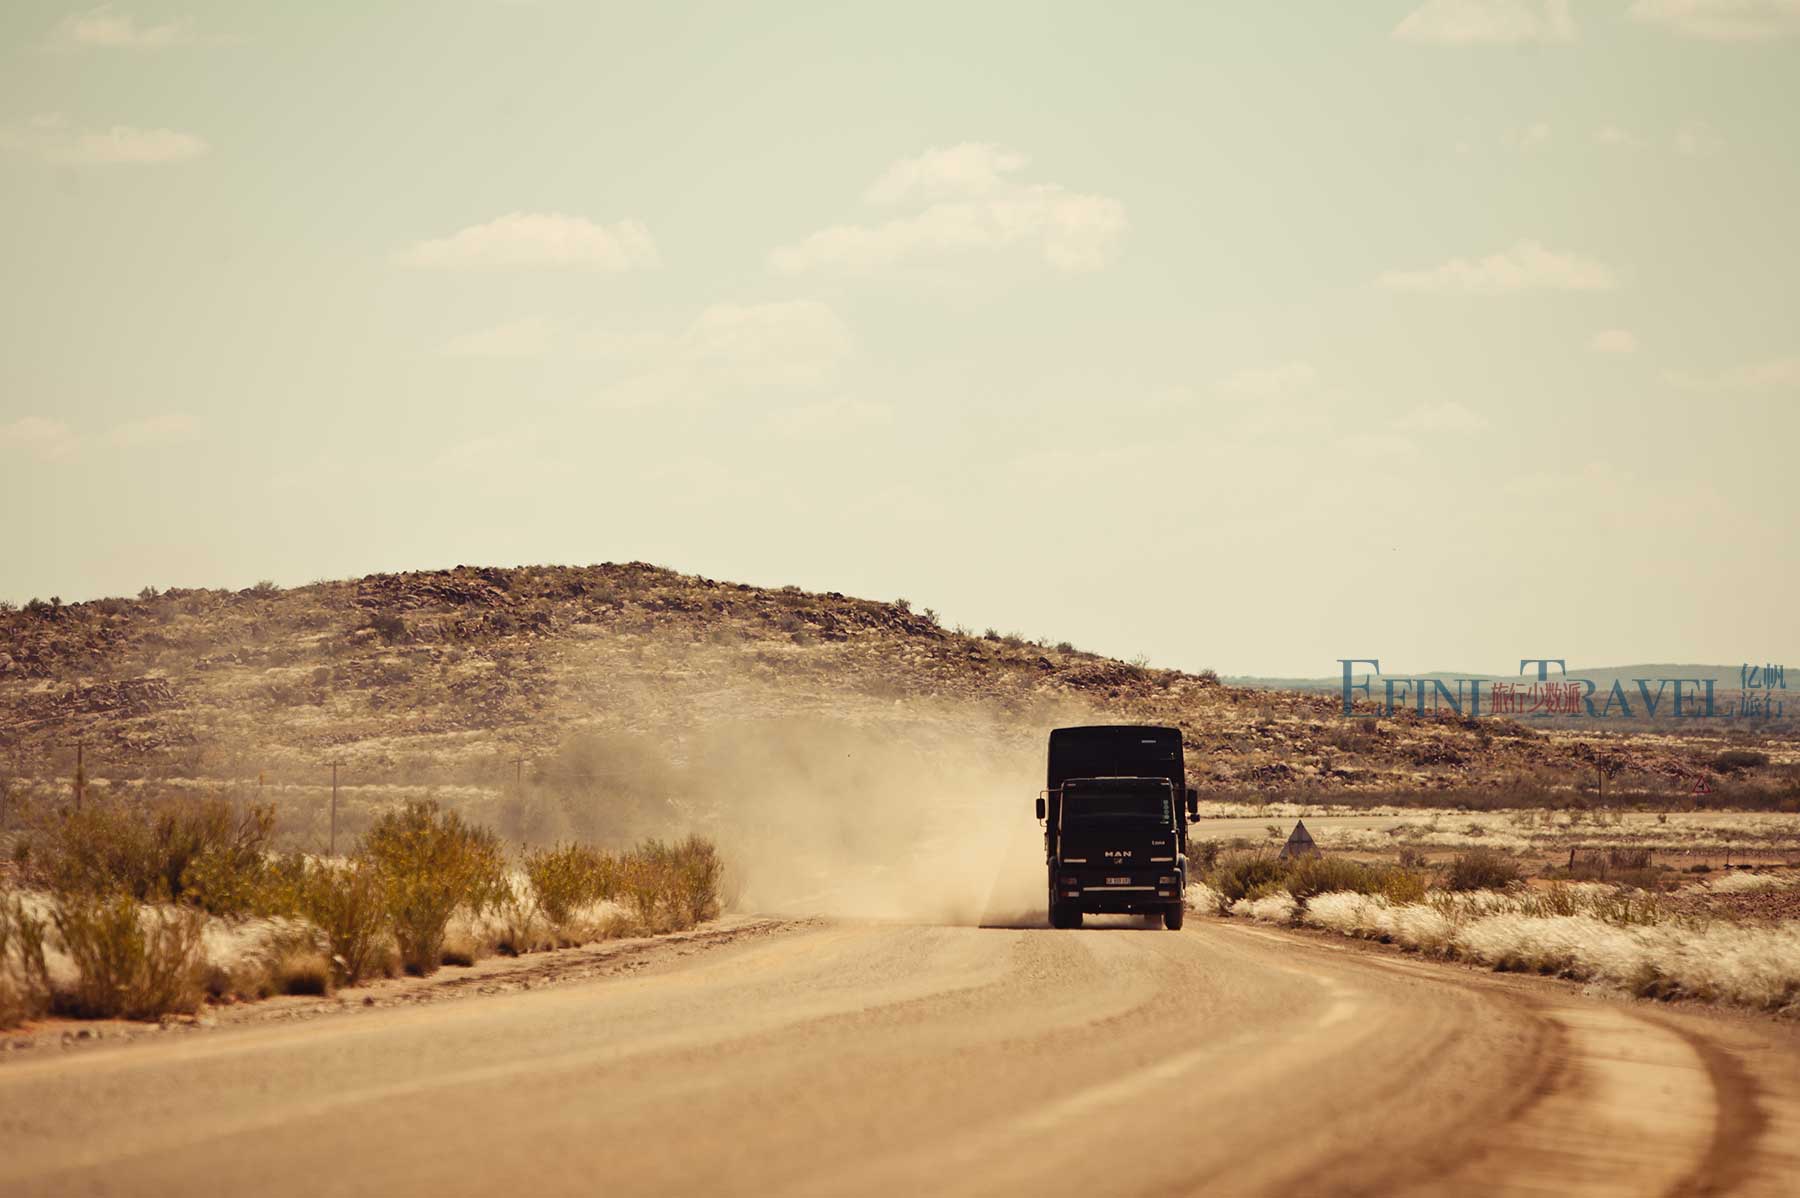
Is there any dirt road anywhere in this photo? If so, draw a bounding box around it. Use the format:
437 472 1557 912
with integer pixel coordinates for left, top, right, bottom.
3 919 1798 1197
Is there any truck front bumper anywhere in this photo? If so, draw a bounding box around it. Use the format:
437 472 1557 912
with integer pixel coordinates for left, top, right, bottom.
1053 869 1182 913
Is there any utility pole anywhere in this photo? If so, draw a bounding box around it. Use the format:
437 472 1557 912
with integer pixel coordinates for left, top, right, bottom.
512 757 527 790
74 740 86 813
330 762 341 858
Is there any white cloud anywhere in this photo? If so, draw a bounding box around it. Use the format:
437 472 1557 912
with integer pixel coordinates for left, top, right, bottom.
0 417 79 462
1339 432 1417 456
863 143 1029 205
433 301 853 394
770 144 1126 275
1377 240 1616 294
46 6 221 50
1217 363 1318 399
1629 0 1800 41
1672 119 1725 156
0 114 208 165
1666 357 1800 391
681 301 854 386
1504 122 1554 151
591 300 855 405
1590 329 1639 355
766 397 893 439
396 212 658 270
1395 402 1489 432
1393 0 1577 44
110 412 196 446
432 430 540 473
442 316 557 358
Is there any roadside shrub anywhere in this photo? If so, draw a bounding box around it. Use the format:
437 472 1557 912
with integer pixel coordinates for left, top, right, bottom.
612 837 725 934
670 835 723 924
523 842 615 930
293 857 391 987
34 797 278 916
1445 847 1523 892
1210 852 1288 905
1282 856 1379 900
52 893 206 1020
361 801 506 976
1280 856 1429 905
1 891 51 1028
1712 749 1769 772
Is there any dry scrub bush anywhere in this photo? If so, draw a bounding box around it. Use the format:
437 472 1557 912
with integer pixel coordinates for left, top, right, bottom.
51 893 206 1019
1445 847 1522 892
1210 853 1288 906
362 800 506 976
292 858 392 987
1208 852 1427 909
616 837 724 934
1 891 51 1028
30 796 280 916
523 843 617 931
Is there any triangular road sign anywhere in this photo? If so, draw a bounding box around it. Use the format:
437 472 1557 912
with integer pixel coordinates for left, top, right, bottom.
1279 819 1320 860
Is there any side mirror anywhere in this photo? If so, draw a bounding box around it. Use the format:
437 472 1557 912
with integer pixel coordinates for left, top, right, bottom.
1035 797 1046 821
1186 787 1198 818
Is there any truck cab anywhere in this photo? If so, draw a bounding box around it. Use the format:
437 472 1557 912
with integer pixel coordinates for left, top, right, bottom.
1035 725 1198 930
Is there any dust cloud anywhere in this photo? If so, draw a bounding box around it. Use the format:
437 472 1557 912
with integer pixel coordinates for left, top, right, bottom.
495 672 1090 927
690 711 1054 926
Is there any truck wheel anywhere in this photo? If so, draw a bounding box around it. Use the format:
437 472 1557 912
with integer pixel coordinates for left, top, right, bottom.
1050 903 1083 929
1163 902 1185 931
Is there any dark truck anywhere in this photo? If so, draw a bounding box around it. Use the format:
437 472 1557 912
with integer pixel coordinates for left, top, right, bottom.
1035 725 1198 930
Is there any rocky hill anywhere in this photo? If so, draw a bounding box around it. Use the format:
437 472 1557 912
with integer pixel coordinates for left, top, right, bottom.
1 564 1794 818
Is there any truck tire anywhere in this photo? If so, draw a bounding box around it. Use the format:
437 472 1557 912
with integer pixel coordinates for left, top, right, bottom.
1050 903 1084 929
1163 902 1185 930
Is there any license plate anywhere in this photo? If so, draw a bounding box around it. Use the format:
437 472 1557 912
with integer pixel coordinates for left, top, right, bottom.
1106 876 1130 885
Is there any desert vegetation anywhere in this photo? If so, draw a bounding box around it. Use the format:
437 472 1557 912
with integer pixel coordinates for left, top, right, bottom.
1188 846 1800 1015
0 791 727 1029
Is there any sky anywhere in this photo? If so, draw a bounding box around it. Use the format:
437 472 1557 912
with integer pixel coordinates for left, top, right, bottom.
1 1 1796 677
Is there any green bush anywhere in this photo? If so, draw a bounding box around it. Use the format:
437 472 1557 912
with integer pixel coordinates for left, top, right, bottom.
1711 749 1769 772
361 801 506 976
51 893 206 1020
1445 847 1523 892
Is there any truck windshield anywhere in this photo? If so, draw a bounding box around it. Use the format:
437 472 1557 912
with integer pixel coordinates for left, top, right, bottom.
1063 788 1170 826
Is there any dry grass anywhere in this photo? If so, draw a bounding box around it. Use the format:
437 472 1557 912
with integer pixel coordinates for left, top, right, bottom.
1296 885 1800 1014
1690 872 1795 895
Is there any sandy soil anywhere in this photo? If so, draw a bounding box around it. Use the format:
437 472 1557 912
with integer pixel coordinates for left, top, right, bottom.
3 917 1797 1197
